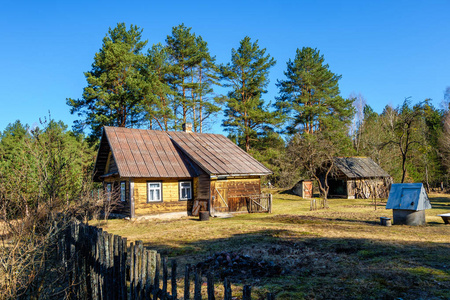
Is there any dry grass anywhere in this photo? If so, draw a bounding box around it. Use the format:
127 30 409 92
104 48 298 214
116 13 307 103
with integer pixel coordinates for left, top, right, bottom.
101 190 450 299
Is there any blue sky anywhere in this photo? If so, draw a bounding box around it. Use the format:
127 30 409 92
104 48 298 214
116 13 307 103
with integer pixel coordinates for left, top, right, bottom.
1 0 449 134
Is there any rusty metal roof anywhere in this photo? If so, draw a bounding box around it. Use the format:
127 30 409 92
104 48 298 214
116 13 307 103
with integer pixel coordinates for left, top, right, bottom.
334 157 390 179
94 127 271 180
168 131 272 176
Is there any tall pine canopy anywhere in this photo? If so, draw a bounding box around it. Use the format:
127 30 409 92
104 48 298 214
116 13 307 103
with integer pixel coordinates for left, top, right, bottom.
276 47 353 135
67 23 148 141
166 24 220 132
220 36 280 152
143 43 176 131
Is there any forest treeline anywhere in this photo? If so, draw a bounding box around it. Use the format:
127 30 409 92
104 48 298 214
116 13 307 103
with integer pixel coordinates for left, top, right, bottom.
2 22 450 202
1 22 450 298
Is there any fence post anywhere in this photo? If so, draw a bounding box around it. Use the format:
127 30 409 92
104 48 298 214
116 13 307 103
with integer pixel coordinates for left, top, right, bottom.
184 264 191 300
121 237 127 300
130 242 134 300
194 267 202 300
142 248 148 300
207 271 215 300
153 253 161 300
113 235 120 300
145 251 152 298
223 278 232 300
243 285 251 300
162 256 168 299
171 259 178 300
268 194 273 213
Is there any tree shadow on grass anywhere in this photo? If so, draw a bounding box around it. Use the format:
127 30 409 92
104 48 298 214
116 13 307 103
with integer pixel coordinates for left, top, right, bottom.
139 228 450 300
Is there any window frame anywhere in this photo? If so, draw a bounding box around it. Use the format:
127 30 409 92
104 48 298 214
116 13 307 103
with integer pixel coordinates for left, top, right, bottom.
106 182 112 202
147 181 163 203
179 180 193 201
120 181 126 202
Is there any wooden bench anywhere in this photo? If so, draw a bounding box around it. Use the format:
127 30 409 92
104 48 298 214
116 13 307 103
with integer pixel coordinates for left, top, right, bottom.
437 213 450 224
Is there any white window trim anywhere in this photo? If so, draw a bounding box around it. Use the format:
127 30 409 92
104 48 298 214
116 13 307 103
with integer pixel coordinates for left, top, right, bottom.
147 181 162 203
120 181 126 202
179 181 192 201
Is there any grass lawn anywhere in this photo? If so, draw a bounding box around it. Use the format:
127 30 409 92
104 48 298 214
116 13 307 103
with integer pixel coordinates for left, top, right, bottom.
100 190 450 299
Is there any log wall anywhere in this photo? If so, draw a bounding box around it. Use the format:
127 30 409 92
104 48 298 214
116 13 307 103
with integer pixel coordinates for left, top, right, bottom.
133 178 197 216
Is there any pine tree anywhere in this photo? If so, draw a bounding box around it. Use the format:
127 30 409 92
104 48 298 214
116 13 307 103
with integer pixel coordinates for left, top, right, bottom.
67 23 148 142
143 43 176 131
276 47 353 135
166 24 220 132
191 36 221 132
166 24 198 128
220 36 280 152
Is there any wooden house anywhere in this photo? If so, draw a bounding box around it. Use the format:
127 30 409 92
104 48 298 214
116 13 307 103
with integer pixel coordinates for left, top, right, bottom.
93 126 272 218
319 157 392 199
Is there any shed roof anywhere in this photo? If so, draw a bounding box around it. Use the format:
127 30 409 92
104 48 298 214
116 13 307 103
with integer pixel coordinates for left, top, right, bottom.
334 157 390 179
94 127 272 180
386 183 431 211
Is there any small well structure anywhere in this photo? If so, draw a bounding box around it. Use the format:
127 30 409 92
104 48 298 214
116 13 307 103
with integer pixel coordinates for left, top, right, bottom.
292 180 313 198
386 183 431 225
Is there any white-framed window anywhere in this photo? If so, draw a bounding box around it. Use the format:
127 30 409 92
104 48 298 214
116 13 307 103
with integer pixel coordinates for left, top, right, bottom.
120 181 126 202
147 181 162 202
179 181 192 201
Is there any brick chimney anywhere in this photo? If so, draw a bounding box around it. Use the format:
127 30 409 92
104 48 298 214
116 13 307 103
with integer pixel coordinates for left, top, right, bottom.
182 123 193 133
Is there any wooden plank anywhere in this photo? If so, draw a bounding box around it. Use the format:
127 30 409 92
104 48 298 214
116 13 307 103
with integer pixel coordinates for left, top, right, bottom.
207 271 215 300
171 259 178 300
223 278 232 300
130 180 135 219
184 264 190 300
194 267 202 300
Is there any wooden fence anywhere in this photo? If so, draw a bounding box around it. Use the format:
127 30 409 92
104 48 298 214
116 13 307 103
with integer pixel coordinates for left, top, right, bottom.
59 222 275 299
247 194 272 213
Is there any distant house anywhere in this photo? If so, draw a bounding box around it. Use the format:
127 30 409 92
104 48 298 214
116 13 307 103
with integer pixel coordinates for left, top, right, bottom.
93 125 272 218
318 157 392 199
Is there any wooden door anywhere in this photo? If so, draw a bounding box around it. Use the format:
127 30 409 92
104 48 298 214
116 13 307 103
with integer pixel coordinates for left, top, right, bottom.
212 180 229 212
303 181 313 198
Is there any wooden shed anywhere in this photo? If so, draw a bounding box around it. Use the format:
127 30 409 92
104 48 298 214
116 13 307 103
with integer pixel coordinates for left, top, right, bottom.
319 157 392 199
292 180 313 198
93 126 272 218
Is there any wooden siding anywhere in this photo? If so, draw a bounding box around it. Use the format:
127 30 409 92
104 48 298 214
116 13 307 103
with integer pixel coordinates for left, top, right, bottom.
103 177 131 215
133 178 195 216
346 178 391 199
211 176 261 213
107 151 118 174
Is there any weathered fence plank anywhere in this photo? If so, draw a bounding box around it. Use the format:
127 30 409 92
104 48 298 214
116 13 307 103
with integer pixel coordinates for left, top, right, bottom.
171 259 178 300
184 264 190 300
60 221 276 300
207 271 215 300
